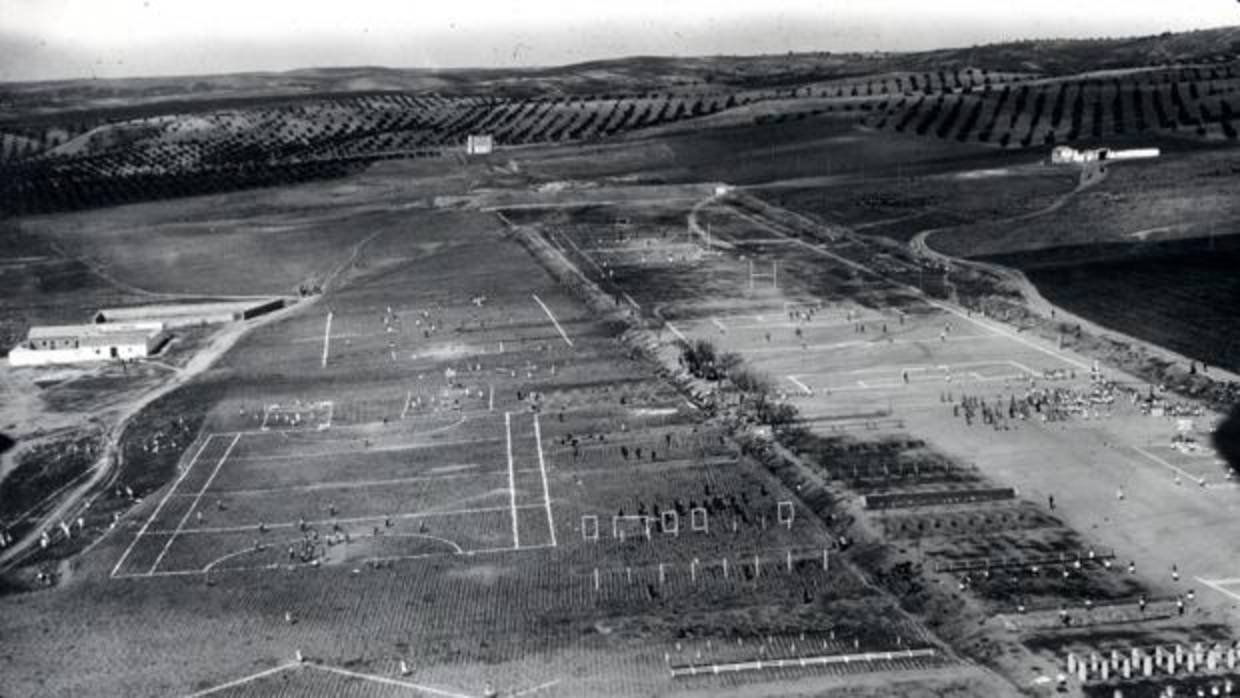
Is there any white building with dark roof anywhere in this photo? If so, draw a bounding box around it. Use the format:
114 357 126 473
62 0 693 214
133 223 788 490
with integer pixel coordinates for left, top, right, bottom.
8 322 167 367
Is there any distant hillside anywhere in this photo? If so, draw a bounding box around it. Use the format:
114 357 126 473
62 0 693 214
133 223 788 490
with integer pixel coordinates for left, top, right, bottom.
2 26 1237 121
2 25 1238 216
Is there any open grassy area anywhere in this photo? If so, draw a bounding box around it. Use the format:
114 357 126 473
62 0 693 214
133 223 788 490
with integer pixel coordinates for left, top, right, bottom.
984 233 1240 373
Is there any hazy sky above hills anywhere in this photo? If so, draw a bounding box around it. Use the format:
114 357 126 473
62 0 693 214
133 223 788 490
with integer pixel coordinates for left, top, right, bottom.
1 0 1237 82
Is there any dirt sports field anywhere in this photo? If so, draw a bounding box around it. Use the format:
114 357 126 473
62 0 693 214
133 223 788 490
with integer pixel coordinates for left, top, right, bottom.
2 149 1239 698
0 200 1017 697
3 35 1240 698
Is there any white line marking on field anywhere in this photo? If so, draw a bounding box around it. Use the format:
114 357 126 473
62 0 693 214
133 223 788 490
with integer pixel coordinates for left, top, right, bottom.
291 332 367 344
1197 577 1240 603
665 322 687 342
111 436 216 578
488 384 495 411
738 333 994 355
148 433 241 574
623 292 640 309
513 679 563 697
1200 576 1240 586
533 414 557 547
505 411 520 549
111 541 564 579
532 294 573 347
737 210 1092 371
188 470 493 497
1009 360 1037 374
230 435 503 462
148 505 543 536
1134 446 1204 484
321 311 333 368
401 391 413 419
786 375 813 396
183 661 301 697
711 317 727 331
307 663 474 698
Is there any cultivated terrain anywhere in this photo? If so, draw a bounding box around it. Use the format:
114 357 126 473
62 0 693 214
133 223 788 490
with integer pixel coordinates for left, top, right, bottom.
2 27 1240 698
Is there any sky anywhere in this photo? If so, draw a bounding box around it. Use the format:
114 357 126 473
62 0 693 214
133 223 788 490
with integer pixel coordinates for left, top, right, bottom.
0 0 1237 82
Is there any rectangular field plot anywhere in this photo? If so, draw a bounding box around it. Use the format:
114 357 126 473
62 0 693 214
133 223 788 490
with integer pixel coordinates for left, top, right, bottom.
152 508 522 574
551 461 823 566
113 412 558 578
785 359 1046 398
212 438 510 490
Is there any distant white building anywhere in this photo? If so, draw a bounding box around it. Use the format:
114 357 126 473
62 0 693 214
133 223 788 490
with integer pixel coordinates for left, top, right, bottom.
8 322 166 367
466 134 494 155
1051 145 1160 164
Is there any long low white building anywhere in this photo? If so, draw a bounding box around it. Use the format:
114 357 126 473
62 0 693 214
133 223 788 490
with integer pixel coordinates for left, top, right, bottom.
93 298 285 328
8 322 167 367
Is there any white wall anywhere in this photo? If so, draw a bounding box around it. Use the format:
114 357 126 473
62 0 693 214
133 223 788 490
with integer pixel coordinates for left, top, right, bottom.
8 342 150 367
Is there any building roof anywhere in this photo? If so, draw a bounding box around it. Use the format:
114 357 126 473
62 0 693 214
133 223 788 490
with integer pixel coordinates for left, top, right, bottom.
28 322 164 342
95 299 278 321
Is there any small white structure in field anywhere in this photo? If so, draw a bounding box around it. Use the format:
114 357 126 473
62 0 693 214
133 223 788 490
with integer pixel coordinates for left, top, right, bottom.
1051 145 1160 164
714 184 732 197
8 322 166 366
466 134 494 155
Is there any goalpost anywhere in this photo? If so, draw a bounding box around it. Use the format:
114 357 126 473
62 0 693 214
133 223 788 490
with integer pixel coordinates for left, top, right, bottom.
690 507 709 533
777 500 795 529
581 515 599 542
612 515 652 541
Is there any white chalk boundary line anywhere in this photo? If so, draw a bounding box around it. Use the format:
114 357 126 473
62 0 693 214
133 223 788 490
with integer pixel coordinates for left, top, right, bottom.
229 432 504 463
736 333 997 355
113 541 560 580
162 468 532 499
183 661 474 698
1196 577 1240 604
513 679 562 697
321 311 333 368
111 436 216 578
785 375 813 396
148 433 242 574
147 504 545 537
726 205 1092 372
505 411 520 550
183 661 302 698
309 664 474 698
1133 445 1221 487
532 294 573 347
533 413 558 547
